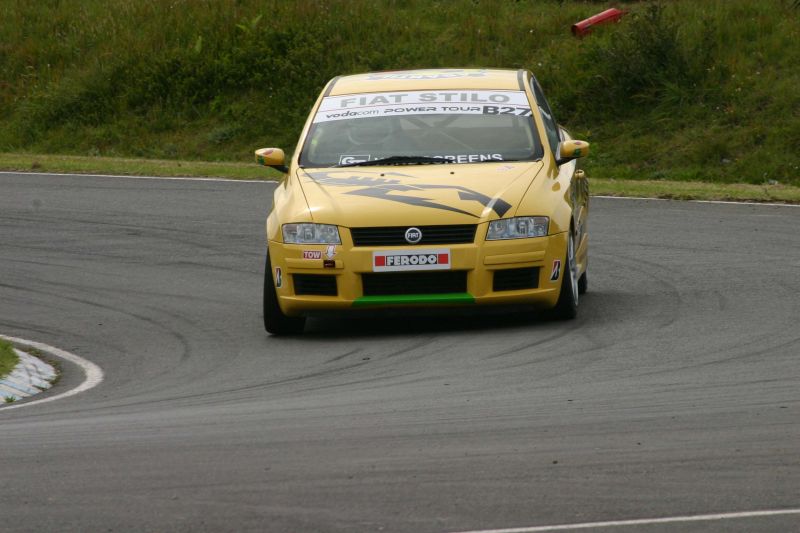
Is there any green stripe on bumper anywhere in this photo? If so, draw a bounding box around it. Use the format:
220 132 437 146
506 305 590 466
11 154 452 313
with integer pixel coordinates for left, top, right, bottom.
353 293 475 307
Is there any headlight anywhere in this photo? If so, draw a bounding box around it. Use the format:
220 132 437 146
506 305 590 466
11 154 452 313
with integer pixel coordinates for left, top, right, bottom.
486 217 549 240
282 223 341 244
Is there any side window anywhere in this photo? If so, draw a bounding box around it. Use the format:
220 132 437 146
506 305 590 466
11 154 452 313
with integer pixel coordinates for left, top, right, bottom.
531 77 561 157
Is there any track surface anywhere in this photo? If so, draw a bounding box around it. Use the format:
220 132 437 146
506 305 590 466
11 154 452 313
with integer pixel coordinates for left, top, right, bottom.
0 172 798 533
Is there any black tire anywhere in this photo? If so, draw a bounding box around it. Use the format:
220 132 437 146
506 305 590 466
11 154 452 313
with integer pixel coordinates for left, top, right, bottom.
578 270 588 295
263 251 306 335
548 232 579 320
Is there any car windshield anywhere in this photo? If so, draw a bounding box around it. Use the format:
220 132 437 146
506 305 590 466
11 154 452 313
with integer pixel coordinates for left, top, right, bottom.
299 89 543 167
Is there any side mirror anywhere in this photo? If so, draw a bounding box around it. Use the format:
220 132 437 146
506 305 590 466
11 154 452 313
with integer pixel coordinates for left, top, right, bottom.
556 140 590 165
255 148 289 173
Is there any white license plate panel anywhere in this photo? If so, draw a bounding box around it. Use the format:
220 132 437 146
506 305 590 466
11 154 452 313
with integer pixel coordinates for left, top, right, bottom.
372 249 451 272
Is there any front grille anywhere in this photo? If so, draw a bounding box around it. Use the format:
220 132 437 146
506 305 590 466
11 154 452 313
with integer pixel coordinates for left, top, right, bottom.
493 267 540 292
350 225 477 246
293 274 337 296
362 271 467 296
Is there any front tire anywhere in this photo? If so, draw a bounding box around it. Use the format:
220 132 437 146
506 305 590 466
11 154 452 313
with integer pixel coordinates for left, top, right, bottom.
548 232 579 320
578 271 588 295
263 251 306 335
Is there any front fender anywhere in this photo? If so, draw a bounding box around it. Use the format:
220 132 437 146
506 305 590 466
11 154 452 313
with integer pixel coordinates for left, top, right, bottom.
514 158 575 236
266 170 313 243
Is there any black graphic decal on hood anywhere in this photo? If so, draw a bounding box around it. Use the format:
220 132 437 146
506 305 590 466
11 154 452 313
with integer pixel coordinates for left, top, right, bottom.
306 171 512 218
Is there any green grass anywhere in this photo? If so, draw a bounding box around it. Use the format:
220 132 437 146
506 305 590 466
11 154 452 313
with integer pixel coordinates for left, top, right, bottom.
3 152 799 203
0 339 20 380
590 178 800 203
0 152 278 180
0 0 798 186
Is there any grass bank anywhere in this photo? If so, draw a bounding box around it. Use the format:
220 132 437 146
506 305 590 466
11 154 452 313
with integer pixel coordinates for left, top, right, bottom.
0 152 280 180
3 152 799 204
1 0 798 186
0 339 20 380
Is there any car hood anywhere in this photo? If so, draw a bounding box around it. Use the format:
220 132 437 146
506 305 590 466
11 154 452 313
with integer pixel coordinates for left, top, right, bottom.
297 162 543 227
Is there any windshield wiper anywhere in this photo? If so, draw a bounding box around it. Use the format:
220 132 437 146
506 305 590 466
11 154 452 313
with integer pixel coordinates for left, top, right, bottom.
334 155 449 168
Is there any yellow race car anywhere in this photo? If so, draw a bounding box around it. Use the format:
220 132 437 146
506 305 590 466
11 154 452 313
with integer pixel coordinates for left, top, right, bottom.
257 68 589 335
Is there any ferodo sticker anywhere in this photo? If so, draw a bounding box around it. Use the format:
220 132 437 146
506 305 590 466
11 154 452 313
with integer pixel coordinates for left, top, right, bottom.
314 90 531 123
275 267 283 288
550 260 561 282
373 249 450 272
302 250 322 259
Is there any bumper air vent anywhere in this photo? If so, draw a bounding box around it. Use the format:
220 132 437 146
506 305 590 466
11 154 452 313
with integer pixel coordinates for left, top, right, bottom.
293 274 337 296
361 271 467 296
493 267 540 292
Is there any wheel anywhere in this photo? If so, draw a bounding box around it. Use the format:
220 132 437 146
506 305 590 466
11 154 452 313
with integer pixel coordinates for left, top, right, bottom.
263 251 306 335
547 231 578 320
578 270 588 295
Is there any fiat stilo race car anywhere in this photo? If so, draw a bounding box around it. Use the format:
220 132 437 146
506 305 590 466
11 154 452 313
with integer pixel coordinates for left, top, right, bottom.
257 68 590 335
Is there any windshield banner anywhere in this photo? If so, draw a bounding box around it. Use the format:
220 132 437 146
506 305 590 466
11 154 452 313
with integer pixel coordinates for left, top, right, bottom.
314 90 531 123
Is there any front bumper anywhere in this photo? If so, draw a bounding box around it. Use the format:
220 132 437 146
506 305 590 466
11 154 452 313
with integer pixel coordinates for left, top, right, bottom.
268 225 567 316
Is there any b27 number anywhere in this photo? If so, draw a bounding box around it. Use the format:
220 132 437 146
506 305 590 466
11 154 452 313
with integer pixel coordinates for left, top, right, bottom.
483 106 532 116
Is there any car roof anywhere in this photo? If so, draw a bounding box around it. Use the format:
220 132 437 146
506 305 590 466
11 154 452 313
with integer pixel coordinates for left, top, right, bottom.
328 68 527 95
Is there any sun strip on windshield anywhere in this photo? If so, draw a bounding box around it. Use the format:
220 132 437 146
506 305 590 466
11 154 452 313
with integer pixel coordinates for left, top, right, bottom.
313 90 532 123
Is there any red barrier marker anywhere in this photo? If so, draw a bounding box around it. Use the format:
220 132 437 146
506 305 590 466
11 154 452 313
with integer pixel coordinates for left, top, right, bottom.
572 8 627 37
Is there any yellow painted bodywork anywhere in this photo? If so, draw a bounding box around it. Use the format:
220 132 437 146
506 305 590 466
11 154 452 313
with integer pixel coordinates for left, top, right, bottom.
558 139 590 161
263 68 589 316
255 147 286 167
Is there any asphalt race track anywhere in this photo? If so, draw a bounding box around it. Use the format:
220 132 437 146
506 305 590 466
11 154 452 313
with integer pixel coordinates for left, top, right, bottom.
1 172 798 533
